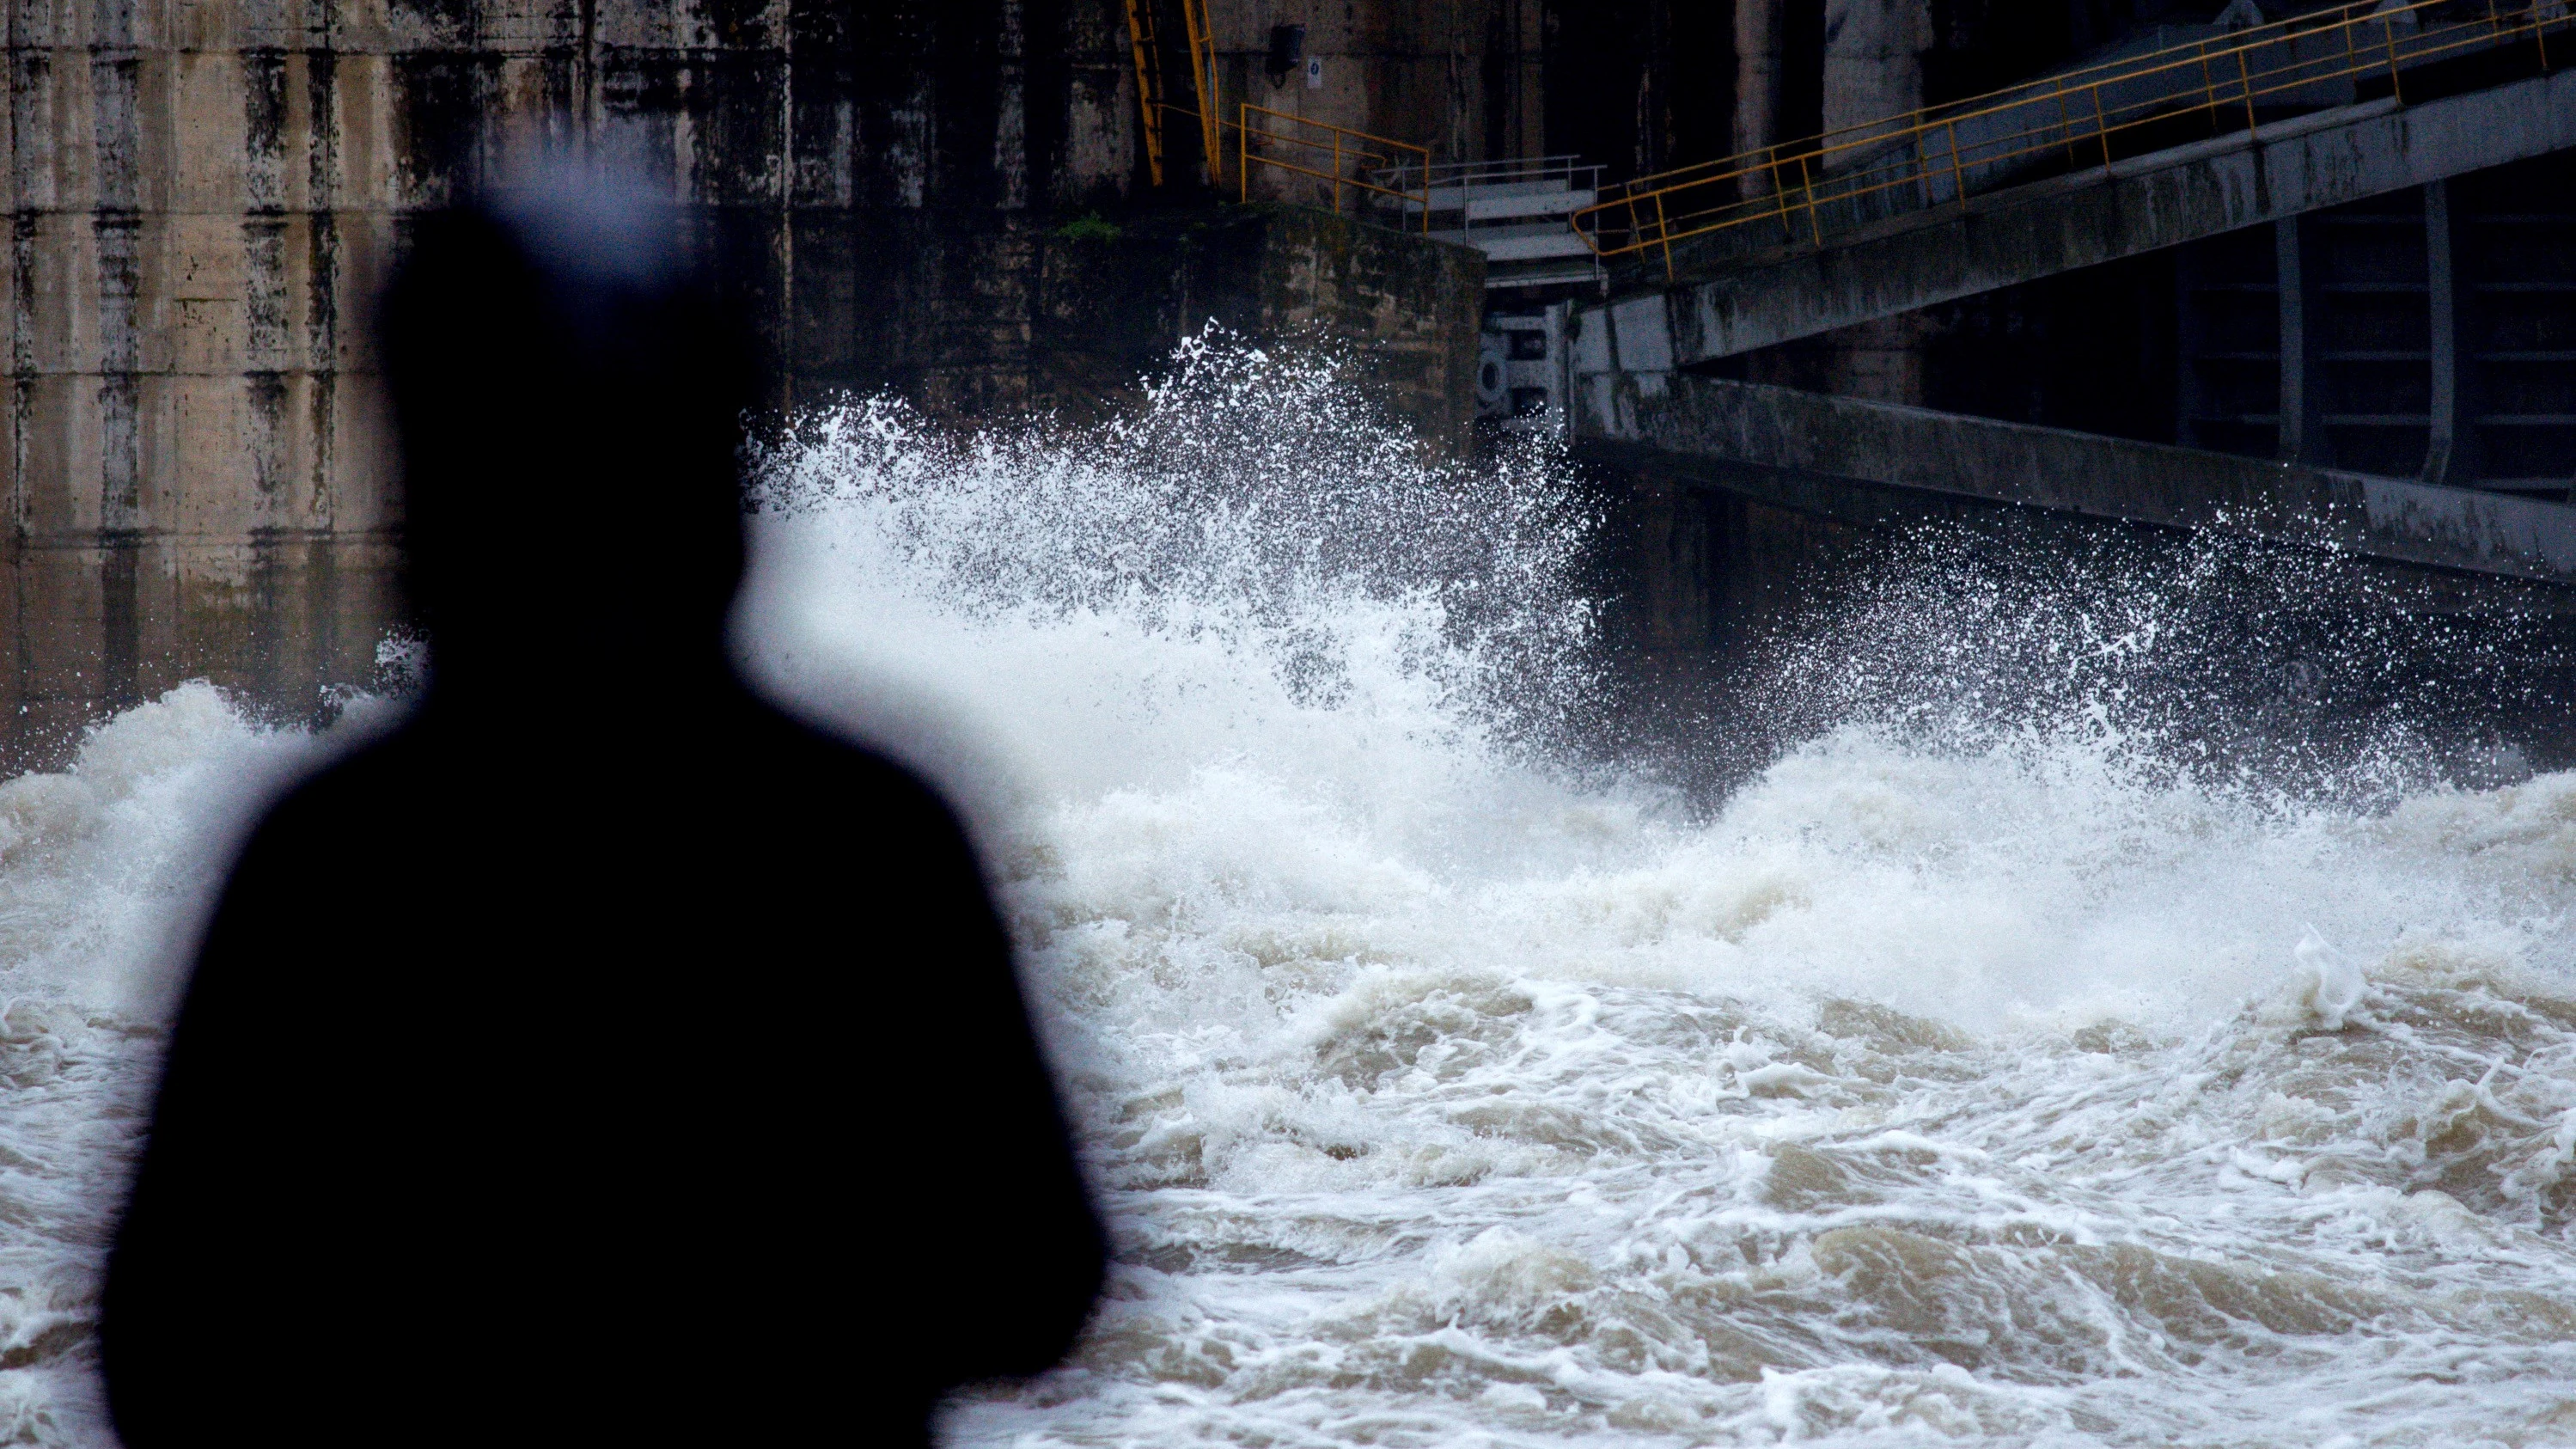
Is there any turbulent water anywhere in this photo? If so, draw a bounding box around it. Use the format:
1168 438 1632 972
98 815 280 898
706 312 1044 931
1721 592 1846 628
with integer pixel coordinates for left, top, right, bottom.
4 341 2576 1446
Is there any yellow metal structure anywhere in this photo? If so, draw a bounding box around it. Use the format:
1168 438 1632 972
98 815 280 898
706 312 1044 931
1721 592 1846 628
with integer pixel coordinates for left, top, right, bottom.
1120 2 1444 217
1120 0 1169 186
1233 105 1432 229
1178 0 1224 185
1118 0 1226 186
1573 0 2573 278
1121 0 1227 186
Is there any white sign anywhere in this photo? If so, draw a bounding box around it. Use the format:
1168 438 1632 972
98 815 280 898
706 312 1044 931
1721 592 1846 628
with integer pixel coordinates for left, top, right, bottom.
1303 56 1323 89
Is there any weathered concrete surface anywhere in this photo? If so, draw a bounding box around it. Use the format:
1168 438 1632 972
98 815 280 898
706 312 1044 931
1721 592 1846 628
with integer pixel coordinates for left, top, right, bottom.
1231 205 1486 446
1205 0 1543 191
1579 370 2576 595
1596 67 2576 366
853 204 1486 447
0 0 1146 767
0 0 1507 767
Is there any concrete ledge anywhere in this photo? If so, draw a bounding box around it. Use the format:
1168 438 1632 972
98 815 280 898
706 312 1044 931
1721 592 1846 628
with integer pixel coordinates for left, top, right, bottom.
1578 370 2576 590
1590 68 2576 364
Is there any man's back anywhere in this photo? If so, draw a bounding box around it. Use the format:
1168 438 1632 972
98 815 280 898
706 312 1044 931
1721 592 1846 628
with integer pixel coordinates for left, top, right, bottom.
101 178 1102 1448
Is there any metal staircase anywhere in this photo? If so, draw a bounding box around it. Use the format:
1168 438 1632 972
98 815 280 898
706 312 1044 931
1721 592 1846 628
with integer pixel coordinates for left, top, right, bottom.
1370 157 1608 290
1118 0 1224 188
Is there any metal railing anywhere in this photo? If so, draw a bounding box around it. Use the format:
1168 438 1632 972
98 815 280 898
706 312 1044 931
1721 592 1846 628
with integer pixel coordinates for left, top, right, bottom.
1236 104 1431 229
1368 155 1604 198
1121 0 1223 187
1364 155 1604 223
1176 0 1222 186
1574 0 2573 278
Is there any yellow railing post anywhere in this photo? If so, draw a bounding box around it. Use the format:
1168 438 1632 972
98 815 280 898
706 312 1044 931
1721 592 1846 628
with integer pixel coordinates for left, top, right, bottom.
1180 0 1222 186
1772 146 1796 241
1121 0 1166 186
1563 0 2536 265
1654 191 1675 280
1799 151 1822 247
2385 9 2406 100
1227 106 1434 225
2197 41 2218 134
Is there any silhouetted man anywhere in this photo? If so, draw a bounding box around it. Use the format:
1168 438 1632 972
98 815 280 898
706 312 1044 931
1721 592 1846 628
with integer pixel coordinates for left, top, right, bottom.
101 175 1104 1448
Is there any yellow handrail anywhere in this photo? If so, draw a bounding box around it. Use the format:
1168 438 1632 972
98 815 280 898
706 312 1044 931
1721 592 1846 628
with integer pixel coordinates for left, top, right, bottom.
1121 0 1225 187
1176 0 1223 184
1234 104 1432 231
1120 0 1169 186
1574 0 2569 278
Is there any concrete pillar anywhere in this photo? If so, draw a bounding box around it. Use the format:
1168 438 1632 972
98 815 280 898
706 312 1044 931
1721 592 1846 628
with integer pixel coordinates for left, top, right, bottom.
1820 0 1929 405
2423 179 2464 486
2277 216 2322 465
1822 0 1927 137
1735 0 1780 196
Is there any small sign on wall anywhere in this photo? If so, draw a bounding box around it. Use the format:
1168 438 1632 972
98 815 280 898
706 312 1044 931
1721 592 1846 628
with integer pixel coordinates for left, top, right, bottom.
1303 57 1323 89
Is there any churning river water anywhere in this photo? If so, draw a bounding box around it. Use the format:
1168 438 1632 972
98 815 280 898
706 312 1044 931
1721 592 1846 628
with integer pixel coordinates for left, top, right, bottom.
0 343 2573 1446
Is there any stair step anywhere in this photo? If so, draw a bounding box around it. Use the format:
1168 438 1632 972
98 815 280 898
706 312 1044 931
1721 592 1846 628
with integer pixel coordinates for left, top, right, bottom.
1484 259 1607 290
1462 189 1596 223
1433 223 1596 262
1403 179 1576 211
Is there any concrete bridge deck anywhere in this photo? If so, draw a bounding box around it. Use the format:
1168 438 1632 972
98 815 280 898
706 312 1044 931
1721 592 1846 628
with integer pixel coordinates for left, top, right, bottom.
1579 67 2576 370
1579 370 2576 603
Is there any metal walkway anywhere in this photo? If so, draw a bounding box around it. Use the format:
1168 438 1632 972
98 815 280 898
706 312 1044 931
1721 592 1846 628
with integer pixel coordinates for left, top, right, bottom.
1558 0 2576 575
1579 65 2575 386
1584 370 2576 594
1577 0 2570 280
1368 158 1608 290
1576 0 2575 371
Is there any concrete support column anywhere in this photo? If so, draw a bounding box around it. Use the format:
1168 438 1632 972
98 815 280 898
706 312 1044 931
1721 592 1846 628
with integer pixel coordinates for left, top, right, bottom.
1735 0 1780 196
1823 316 1928 404
2277 217 2323 466
1822 0 1929 405
1822 0 1926 137
2423 179 2465 486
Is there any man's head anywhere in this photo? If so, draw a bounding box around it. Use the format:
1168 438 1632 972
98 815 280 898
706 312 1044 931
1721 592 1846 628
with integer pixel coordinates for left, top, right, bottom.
382 170 765 694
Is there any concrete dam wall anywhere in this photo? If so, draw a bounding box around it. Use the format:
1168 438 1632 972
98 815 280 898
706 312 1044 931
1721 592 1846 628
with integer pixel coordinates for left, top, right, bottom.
5 0 852 763
0 0 1496 765
21 0 2492 765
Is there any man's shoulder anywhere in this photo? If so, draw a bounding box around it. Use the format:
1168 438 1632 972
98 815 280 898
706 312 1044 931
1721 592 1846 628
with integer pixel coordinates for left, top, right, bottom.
733 698 955 808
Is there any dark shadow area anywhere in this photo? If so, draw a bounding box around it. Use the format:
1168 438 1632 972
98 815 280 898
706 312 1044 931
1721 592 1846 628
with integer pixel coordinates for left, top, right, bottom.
100 174 1103 1448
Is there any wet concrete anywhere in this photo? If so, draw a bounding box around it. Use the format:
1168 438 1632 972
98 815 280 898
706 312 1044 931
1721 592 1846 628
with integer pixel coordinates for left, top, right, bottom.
847 203 1484 447
0 0 1514 767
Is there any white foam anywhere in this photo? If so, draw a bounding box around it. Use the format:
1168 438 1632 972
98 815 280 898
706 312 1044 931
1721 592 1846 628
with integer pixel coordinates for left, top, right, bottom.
735 346 2576 1446
1 341 2572 1445
0 680 377 1442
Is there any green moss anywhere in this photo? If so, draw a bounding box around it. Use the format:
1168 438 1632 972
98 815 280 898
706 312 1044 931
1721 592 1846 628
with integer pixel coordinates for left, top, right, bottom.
1052 210 1124 243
